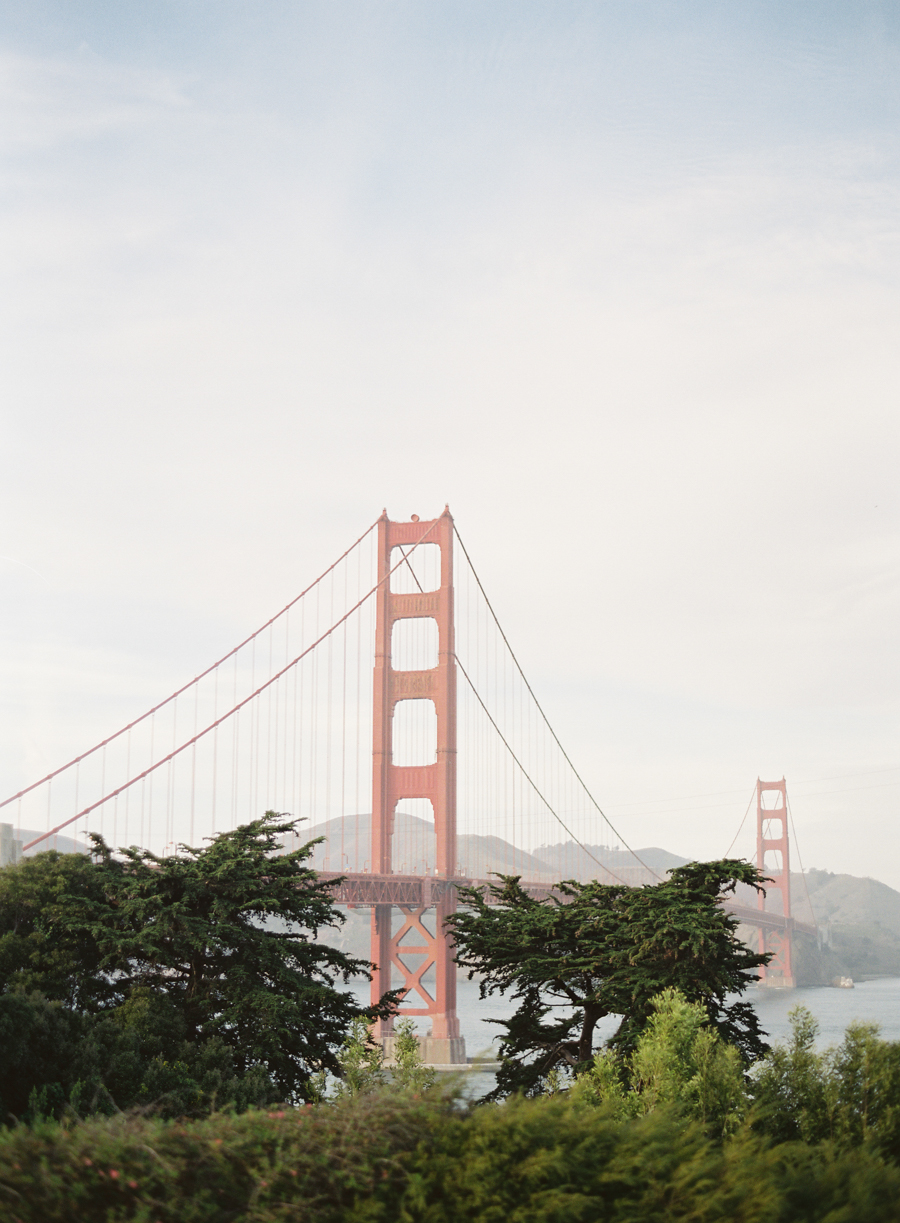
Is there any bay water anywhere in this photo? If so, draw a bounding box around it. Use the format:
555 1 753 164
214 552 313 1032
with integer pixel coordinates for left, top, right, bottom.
351 974 900 1097
454 974 900 1059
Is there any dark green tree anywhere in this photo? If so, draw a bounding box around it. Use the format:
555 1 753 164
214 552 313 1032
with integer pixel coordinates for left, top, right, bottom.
448 859 770 1098
0 992 87 1120
0 849 111 1009
0 814 396 1114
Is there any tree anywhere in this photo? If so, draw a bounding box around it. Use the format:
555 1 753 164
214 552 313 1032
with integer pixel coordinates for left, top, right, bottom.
0 814 397 1112
329 1016 436 1099
0 850 111 1009
0 992 87 1121
331 1016 387 1099
447 859 770 1098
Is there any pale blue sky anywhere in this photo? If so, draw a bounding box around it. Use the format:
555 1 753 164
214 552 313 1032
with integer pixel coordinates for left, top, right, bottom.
2 3 899 881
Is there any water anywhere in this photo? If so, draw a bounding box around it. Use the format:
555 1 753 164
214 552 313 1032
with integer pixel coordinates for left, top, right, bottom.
348 975 900 1097
750 977 900 1048
453 975 900 1060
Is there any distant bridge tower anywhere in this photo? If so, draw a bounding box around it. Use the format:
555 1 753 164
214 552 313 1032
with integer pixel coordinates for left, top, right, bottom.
756 778 795 988
370 508 465 1063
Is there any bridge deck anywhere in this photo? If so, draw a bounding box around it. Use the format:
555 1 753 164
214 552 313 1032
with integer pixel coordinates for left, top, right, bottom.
319 872 815 935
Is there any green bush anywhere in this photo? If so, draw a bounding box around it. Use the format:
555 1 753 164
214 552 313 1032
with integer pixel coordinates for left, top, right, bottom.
573 988 749 1138
3 1090 900 1222
752 1006 900 1161
0 1092 447 1223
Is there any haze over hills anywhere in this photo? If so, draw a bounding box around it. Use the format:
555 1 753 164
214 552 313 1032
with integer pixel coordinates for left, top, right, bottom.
293 813 900 982
6 814 900 982
533 842 688 882
290 811 558 881
10 829 89 857
791 870 900 932
787 869 900 982
290 812 676 885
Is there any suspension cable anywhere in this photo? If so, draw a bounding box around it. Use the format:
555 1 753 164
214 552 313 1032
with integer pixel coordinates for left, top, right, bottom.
2 518 381 813
21 519 437 852
722 787 756 859
454 653 638 888
786 792 819 934
453 524 661 880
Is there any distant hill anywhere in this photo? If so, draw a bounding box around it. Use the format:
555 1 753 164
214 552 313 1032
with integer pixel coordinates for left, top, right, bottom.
12 829 90 857
8 814 900 984
791 869 900 936
784 868 900 984
532 842 688 883
288 812 559 881
287 814 669 885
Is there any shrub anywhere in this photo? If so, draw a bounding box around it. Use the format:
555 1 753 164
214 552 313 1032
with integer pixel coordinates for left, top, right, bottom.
573 988 748 1137
3 1090 900 1222
752 1006 900 1160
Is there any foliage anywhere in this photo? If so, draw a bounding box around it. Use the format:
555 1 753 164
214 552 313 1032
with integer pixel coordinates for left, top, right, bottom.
0 992 89 1122
0 814 397 1117
331 1016 386 1099
4 1090 900 1222
448 859 770 1097
329 1016 436 1099
390 1018 436 1093
0 850 110 1009
752 1005 900 1160
0 1092 449 1223
573 989 748 1137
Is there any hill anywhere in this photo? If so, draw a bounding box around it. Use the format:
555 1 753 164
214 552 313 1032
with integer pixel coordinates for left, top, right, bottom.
291 813 676 886
8 814 899 984
295 814 900 985
5 827 89 858
787 868 900 984
291 812 558 881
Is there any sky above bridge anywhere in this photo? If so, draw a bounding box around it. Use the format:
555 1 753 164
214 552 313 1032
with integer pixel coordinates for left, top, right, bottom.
1 3 899 885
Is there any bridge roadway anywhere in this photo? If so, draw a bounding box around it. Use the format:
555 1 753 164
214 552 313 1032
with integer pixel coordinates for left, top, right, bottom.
318 872 816 937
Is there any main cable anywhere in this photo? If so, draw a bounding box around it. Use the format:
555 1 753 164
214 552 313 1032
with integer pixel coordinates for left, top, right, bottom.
786 792 819 934
454 653 636 888
722 788 756 859
2 518 381 812
453 523 662 881
22 519 438 853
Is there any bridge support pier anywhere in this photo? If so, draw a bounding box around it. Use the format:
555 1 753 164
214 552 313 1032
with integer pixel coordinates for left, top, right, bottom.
370 509 465 1062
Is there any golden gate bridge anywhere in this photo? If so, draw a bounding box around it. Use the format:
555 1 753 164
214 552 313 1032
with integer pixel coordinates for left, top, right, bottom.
0 508 813 1064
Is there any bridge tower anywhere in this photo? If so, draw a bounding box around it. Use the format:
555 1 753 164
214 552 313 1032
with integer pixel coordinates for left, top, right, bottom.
756 778 795 988
370 508 465 1063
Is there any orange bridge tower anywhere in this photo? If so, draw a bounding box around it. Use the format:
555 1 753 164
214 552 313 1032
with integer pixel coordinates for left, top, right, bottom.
370 508 465 1063
756 778 795 988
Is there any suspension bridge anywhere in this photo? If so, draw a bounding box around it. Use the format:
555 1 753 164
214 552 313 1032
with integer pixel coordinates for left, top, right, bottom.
1 508 813 1064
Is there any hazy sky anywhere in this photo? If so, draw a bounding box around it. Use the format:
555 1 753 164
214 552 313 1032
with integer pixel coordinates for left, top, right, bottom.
2 3 899 883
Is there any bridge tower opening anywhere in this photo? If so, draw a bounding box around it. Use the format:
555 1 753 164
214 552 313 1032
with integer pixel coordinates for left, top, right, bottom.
370 508 465 1064
756 778 795 988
